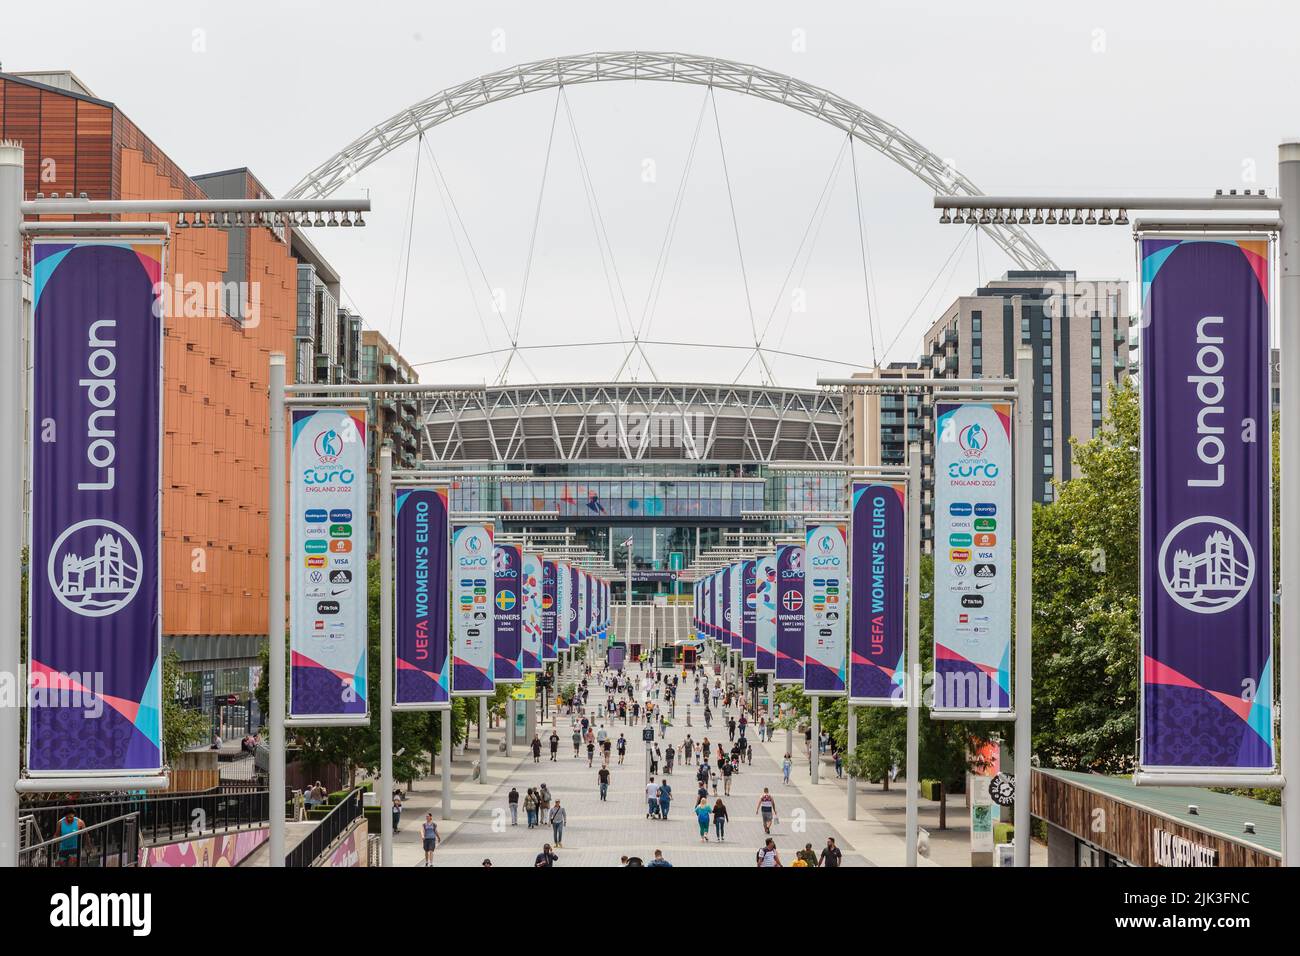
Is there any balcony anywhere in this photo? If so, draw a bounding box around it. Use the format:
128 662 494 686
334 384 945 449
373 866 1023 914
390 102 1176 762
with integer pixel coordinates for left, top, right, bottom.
942 328 958 346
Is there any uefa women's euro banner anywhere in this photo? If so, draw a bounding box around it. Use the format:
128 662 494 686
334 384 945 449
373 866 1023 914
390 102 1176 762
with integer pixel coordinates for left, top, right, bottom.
741 559 757 662
452 523 495 695
521 552 544 671
290 407 369 722
803 523 847 695
755 554 778 673
1139 235 1274 774
28 240 165 777
541 559 559 661
395 486 450 710
493 543 522 683
850 482 906 705
775 545 805 684
933 401 1013 717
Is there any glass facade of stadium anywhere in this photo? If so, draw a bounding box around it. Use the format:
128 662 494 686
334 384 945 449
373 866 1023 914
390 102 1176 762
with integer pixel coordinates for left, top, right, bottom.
421 382 848 602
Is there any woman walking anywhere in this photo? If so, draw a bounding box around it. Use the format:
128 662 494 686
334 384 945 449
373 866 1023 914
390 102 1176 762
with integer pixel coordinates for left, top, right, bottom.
712 798 729 842
694 798 712 843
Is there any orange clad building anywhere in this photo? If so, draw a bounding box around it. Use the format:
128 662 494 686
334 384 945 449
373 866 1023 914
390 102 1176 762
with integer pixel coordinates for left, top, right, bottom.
1 70 319 732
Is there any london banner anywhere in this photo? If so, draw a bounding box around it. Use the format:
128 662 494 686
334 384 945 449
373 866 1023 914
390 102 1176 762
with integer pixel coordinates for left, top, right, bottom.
1140 235 1274 772
452 523 495 695
395 486 450 709
521 552 544 671
754 554 778 673
850 481 907 705
775 545 805 684
289 407 369 722
933 401 1013 716
493 543 523 683
28 240 166 776
804 523 847 695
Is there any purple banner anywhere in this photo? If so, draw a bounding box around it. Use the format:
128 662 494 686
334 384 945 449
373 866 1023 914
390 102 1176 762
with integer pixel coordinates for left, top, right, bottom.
1140 236 1274 772
755 555 777 673
775 545 805 684
850 482 906 705
493 543 523 683
609 645 626 672
568 565 580 647
541 560 558 661
395 487 450 709
741 559 757 661
28 240 164 775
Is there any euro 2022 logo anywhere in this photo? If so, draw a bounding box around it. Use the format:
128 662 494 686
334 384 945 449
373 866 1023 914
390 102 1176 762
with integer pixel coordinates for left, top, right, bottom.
313 427 342 464
958 422 989 457
1158 515 1254 615
49 518 143 618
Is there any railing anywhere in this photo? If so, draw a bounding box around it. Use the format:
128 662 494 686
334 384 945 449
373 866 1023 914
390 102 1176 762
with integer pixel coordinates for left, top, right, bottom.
286 787 364 867
19 812 140 868
22 789 270 847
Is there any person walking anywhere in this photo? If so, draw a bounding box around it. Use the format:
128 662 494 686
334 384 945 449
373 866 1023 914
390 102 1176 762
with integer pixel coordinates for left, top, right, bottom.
531 735 542 763
645 776 661 819
507 786 520 826
756 788 778 834
549 731 560 761
782 754 792 785
694 798 712 843
534 843 559 867
712 798 728 842
597 765 610 802
727 716 737 742
539 783 553 824
617 733 627 765
421 813 439 867
572 727 582 758
658 779 673 820
722 759 733 796
586 737 596 767
797 843 819 867
820 837 843 868
391 791 403 832
664 743 675 775
756 837 782 868
524 788 539 828
549 800 568 847
647 849 672 867
834 750 843 779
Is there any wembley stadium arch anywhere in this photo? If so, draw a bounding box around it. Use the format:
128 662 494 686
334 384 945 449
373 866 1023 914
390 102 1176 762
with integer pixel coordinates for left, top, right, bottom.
290 53 1048 651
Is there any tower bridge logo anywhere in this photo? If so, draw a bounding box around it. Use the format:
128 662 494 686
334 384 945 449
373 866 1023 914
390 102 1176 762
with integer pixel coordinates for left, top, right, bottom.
48 519 143 618
1158 516 1255 614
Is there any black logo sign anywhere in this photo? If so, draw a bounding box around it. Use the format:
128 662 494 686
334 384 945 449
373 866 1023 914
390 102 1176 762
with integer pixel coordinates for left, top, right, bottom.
973 563 996 578
961 595 984 608
990 772 1015 807
330 570 352 584
316 601 340 614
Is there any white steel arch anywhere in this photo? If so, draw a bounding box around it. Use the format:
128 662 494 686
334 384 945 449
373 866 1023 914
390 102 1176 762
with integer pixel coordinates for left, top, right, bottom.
286 51 1056 271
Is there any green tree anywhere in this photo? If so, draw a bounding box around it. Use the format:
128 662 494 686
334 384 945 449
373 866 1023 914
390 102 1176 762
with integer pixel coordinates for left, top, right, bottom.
162 652 210 760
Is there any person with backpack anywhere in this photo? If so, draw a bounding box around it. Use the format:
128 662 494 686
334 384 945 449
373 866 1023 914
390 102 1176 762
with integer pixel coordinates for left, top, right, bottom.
524 788 539 828
722 759 734 796
756 837 782 868
756 788 778 833
617 733 627 764
539 783 553 823
712 798 729 842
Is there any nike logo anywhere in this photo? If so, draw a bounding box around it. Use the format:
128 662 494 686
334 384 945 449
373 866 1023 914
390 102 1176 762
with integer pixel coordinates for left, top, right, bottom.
331 588 350 596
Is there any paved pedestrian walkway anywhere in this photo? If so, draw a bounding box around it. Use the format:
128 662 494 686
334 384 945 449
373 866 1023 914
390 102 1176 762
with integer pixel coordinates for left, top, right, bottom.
418 665 869 867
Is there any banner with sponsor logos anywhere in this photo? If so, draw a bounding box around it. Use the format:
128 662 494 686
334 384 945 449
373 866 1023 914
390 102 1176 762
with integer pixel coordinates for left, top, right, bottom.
493 543 523 683
804 523 847 696
289 407 369 722
395 486 450 710
933 401 1012 716
451 523 495 695
521 552 544 672
754 554 778 673
28 240 166 776
741 559 757 661
541 559 559 662
1140 236 1274 773
850 481 907 705
775 545 805 684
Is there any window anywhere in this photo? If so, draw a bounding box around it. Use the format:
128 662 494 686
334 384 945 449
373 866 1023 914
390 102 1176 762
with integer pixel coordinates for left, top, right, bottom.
1092 398 1103 415
1042 317 1052 334
1091 315 1101 333
1092 371 1102 387
1042 346 1052 365
1091 345 1102 361
1042 371 1052 389
1042 459 1054 475
972 344 983 360
1043 399 1053 415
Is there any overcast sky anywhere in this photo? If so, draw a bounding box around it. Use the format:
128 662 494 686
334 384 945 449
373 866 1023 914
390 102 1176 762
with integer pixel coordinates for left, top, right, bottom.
6 0 1295 386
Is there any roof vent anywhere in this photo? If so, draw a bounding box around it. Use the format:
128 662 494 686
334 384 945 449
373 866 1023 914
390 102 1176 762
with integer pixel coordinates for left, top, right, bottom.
1187 804 1199 815
1244 822 1256 834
